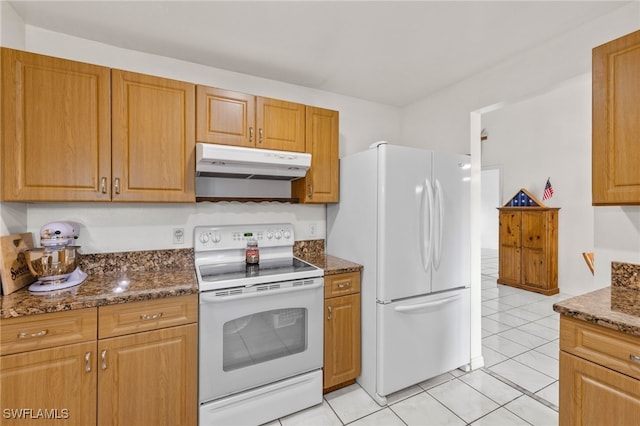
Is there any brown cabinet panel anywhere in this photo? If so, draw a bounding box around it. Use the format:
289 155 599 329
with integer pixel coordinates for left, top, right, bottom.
98 294 198 339
1 341 97 425
522 247 546 289
323 270 361 392
497 208 558 295
498 246 521 286
292 106 339 203
593 29 640 204
1 308 97 356
112 70 195 202
256 97 306 152
98 324 198 426
196 86 255 147
1 48 111 201
521 211 546 249
324 294 361 390
559 351 640 426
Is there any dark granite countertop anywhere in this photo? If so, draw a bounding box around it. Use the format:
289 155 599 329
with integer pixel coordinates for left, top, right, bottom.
1 242 363 319
1 249 197 319
301 254 363 276
553 286 640 337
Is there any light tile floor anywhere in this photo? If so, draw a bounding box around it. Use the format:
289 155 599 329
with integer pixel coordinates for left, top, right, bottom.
269 249 570 425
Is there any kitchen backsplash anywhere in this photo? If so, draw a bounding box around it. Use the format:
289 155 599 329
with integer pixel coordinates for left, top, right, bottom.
78 240 325 276
611 261 640 290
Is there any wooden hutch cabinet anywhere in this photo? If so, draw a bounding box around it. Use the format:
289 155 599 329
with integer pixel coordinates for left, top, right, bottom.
497 189 559 295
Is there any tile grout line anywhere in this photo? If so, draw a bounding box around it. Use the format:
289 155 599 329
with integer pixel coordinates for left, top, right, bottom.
481 367 559 412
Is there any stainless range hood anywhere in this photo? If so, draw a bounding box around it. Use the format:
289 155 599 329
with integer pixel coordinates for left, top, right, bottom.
196 143 311 181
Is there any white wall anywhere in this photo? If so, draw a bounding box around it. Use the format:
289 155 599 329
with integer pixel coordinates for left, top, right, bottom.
0 5 401 253
480 168 501 250
481 74 594 296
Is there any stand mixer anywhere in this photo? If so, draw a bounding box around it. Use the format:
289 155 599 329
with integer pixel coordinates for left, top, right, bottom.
25 221 88 292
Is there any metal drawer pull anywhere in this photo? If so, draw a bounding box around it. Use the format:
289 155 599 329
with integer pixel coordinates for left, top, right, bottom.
85 352 92 372
327 306 332 320
140 312 163 321
17 329 48 339
337 282 351 289
101 350 107 370
631 354 640 363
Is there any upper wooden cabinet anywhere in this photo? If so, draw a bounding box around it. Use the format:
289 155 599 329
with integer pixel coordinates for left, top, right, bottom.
196 85 305 152
292 106 339 203
1 48 195 203
1 48 112 201
593 29 640 205
112 70 195 202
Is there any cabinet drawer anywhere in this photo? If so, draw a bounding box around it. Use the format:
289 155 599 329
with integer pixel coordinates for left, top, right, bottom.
324 271 360 298
98 294 198 339
560 315 640 380
0 308 97 356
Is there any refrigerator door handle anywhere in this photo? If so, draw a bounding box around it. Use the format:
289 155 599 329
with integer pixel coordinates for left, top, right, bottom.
434 179 444 269
394 294 462 313
419 178 434 272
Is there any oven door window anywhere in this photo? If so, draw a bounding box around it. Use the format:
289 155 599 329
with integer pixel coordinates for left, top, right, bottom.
223 308 307 371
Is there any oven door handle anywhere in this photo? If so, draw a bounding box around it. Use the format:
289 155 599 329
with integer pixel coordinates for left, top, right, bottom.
199 279 323 303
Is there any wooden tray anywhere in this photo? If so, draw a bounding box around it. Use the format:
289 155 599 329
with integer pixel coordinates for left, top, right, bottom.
0 233 36 295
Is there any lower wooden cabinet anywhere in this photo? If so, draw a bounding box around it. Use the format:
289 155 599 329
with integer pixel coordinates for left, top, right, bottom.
559 315 640 425
0 295 198 425
98 324 197 426
323 271 361 392
1 341 97 425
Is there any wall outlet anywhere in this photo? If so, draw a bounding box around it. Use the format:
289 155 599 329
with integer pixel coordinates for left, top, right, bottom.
308 223 317 237
173 228 185 244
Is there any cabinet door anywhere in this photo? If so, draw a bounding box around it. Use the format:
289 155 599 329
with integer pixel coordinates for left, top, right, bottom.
292 106 339 203
498 211 521 285
256 97 305 152
323 294 361 391
593 29 640 204
97 324 197 426
112 70 195 202
196 86 256 147
1 48 111 201
0 342 97 425
560 351 640 425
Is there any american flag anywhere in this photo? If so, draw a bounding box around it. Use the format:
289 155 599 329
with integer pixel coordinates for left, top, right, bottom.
542 178 554 201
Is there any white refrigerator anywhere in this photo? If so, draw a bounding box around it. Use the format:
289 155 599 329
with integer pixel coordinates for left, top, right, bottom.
327 142 471 405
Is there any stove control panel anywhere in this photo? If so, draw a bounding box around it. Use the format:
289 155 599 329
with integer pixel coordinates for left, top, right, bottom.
194 223 295 251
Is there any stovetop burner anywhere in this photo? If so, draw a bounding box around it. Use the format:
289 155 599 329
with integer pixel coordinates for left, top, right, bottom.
194 223 323 292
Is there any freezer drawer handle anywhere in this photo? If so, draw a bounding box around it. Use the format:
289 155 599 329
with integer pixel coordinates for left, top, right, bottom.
394 295 461 313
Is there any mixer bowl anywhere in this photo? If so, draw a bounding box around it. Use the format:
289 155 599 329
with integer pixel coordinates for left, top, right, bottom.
24 246 80 283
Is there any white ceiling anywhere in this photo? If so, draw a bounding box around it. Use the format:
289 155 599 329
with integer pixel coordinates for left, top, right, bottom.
8 1 631 106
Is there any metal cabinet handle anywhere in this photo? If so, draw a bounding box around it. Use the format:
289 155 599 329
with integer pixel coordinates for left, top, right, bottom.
259 128 263 143
85 352 92 372
140 312 163 321
17 329 48 339
249 127 254 142
327 306 332 320
114 178 120 195
100 177 107 194
631 354 640 363
101 349 107 370
307 184 313 198
338 282 351 289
